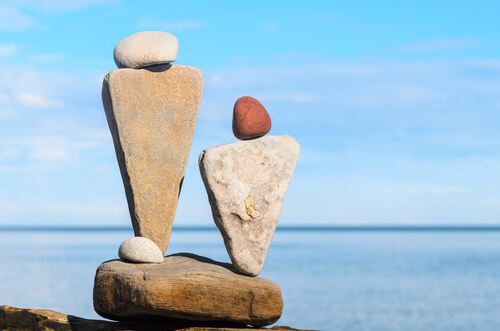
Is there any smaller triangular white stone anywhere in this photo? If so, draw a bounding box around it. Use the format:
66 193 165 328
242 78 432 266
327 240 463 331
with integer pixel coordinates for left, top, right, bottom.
199 135 300 276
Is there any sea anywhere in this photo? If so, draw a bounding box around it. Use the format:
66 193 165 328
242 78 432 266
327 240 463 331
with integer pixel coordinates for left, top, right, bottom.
1 227 500 331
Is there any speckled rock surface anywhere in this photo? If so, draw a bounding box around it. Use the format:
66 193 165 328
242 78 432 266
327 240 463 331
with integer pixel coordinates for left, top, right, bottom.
199 135 300 276
93 253 283 327
232 96 271 140
114 31 179 69
118 237 164 263
102 65 203 254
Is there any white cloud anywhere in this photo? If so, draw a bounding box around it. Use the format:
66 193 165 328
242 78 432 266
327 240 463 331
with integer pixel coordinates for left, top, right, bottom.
262 23 279 32
2 130 109 165
30 147 69 161
7 136 70 162
31 0 117 12
197 57 500 226
138 19 206 30
348 83 447 106
0 201 21 215
0 148 19 160
16 92 64 108
200 58 500 142
398 38 479 53
1 56 500 226
0 109 16 120
0 5 40 30
0 92 9 104
2 0 117 13
29 53 64 62
0 44 20 57
255 92 321 104
479 197 500 209
397 215 426 225
314 65 379 75
45 203 127 214
378 182 468 195
229 53 317 66
0 1 117 30
0 66 96 111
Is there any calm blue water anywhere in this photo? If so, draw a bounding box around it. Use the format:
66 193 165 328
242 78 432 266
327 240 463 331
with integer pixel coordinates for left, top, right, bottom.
1 229 500 331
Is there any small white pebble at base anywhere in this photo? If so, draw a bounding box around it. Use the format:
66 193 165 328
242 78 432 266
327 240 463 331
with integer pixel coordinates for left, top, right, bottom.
118 237 164 263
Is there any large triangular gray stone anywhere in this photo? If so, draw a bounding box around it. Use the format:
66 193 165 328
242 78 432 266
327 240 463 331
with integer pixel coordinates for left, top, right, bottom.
102 64 203 254
199 135 299 276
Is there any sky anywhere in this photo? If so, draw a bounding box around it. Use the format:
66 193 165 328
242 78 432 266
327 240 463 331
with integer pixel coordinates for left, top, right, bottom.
0 0 500 227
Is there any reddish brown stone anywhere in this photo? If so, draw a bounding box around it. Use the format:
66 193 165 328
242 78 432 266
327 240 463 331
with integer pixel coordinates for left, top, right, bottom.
232 96 271 140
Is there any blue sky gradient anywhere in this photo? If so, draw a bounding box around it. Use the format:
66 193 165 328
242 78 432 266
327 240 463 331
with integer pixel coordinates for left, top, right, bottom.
1 1 500 226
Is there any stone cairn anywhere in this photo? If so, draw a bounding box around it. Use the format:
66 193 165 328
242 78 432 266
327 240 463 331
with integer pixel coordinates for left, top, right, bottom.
93 31 300 328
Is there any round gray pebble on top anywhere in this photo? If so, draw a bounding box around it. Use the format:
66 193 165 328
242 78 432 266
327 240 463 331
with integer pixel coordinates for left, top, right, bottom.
113 31 179 69
118 236 164 263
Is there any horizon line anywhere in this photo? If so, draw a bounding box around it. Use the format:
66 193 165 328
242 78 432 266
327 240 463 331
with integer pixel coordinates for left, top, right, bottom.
2 225 500 232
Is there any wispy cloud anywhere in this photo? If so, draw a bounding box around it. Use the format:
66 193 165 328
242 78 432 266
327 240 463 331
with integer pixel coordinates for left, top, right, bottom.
0 65 101 112
229 52 317 66
138 19 206 30
0 44 20 57
29 53 65 62
0 68 108 167
0 5 40 30
255 92 321 104
0 1 117 30
30 147 69 161
31 0 118 12
16 92 64 108
45 203 127 214
262 23 279 32
398 38 479 53
2 56 500 226
0 148 19 161
2 131 110 166
2 0 117 13
348 83 447 106
311 64 379 75
378 182 468 195
0 201 21 215
3 137 69 164
200 57 500 158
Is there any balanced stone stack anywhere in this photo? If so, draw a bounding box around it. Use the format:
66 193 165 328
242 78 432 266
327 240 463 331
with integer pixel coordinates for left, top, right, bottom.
200 96 300 276
93 31 300 328
102 31 202 254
